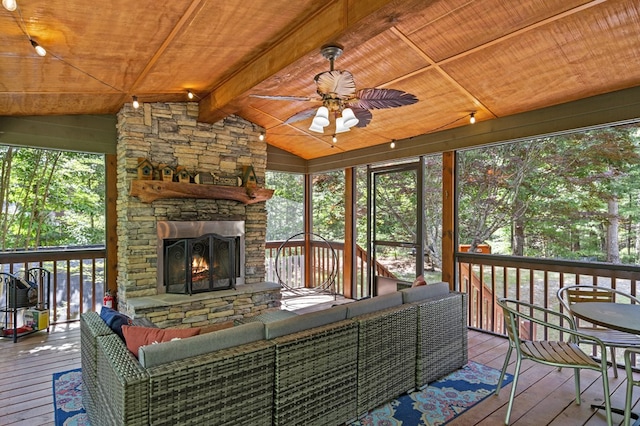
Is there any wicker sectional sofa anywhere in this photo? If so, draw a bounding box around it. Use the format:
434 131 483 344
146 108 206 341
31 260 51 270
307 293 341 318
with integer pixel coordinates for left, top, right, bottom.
80 282 467 426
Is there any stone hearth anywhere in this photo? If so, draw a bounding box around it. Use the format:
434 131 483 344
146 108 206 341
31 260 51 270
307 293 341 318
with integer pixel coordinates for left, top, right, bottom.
115 102 280 327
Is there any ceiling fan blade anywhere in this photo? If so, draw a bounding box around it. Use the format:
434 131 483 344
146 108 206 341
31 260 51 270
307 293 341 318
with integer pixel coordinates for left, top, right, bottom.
250 94 312 101
351 88 418 110
315 70 356 99
352 107 372 128
284 107 318 124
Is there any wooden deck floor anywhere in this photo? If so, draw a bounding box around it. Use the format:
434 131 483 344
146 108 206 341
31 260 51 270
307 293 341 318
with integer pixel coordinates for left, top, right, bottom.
0 322 80 426
1 323 639 425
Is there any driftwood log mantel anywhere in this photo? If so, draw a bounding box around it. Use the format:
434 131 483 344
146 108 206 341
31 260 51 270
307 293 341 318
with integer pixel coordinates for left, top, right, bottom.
130 180 274 204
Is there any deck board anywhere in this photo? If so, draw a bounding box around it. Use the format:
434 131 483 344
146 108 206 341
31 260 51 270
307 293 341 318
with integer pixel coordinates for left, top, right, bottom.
0 321 638 426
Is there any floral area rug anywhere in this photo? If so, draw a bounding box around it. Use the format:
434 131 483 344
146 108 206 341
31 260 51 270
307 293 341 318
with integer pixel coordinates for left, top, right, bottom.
350 361 513 426
52 368 89 425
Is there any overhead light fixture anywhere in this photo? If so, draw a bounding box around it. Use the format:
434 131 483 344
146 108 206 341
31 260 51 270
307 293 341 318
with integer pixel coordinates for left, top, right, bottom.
187 90 194 100
308 105 359 134
30 39 46 57
390 140 396 149
259 132 264 141
335 117 349 134
341 108 359 128
309 106 330 132
306 45 361 135
470 112 476 124
132 95 139 109
332 134 338 144
2 0 17 11
309 121 325 133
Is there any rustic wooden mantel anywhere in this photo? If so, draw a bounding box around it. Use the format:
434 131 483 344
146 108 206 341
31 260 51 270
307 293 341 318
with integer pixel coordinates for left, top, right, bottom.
130 180 274 204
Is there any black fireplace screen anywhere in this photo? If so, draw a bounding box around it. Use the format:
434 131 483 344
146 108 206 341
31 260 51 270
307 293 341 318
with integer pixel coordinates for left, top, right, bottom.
164 233 236 294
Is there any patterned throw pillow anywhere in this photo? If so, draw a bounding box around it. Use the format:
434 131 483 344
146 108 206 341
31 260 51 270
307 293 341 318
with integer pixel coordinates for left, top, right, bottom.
412 275 427 287
99 306 131 340
121 325 200 358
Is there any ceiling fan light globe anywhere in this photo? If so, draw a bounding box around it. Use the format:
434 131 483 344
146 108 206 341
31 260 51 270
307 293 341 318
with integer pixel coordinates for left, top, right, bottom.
2 0 17 11
309 122 325 133
335 117 350 133
313 106 330 127
341 108 359 128
311 116 329 129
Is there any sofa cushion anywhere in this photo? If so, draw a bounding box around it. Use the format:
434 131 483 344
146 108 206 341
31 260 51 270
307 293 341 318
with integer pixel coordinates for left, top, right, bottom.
138 322 266 368
99 306 131 340
264 304 348 339
122 325 200 358
346 292 402 318
400 281 450 304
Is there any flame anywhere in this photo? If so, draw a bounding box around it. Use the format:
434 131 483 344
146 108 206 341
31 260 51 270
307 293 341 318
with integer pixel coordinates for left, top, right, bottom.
192 255 209 275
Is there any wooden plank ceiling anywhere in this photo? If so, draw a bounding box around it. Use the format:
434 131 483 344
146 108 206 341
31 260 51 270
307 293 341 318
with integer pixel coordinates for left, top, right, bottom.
1 0 639 160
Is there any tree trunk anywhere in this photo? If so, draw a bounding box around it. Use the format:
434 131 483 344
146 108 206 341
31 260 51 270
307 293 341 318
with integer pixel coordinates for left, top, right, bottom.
513 217 525 256
0 148 13 250
606 196 620 263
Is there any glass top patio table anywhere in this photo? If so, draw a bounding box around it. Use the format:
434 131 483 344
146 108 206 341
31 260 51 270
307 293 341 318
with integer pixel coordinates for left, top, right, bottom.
570 302 640 335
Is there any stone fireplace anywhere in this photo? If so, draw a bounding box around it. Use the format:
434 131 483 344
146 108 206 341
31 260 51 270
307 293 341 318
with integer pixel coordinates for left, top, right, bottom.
115 102 281 327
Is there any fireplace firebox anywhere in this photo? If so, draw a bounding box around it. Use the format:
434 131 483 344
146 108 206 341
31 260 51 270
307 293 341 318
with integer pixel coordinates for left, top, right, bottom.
157 220 245 294
164 233 236 294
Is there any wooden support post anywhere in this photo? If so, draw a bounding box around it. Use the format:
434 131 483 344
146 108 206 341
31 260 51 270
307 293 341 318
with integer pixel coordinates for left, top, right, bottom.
343 168 356 299
105 154 118 307
442 151 455 290
304 174 313 288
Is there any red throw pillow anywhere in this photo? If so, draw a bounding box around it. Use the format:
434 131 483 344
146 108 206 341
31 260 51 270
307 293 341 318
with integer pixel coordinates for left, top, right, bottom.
121 325 200 358
412 274 427 287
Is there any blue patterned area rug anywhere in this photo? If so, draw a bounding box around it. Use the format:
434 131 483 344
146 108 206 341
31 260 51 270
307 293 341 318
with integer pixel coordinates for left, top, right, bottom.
350 361 513 426
52 368 89 425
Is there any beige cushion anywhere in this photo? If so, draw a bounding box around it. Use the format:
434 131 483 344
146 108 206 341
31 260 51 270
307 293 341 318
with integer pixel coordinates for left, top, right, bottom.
138 322 265 368
346 292 402 318
400 281 450 303
264 304 347 339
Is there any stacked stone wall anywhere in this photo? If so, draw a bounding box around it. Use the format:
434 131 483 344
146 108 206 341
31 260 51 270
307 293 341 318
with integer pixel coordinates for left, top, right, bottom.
116 102 278 325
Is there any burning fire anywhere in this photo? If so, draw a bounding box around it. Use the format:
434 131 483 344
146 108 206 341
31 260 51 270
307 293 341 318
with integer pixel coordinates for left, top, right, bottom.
192 255 209 275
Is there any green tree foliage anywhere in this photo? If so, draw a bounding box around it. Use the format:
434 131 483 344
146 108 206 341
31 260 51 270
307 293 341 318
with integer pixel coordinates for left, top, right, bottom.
0 146 105 250
266 125 640 269
265 171 304 241
423 156 443 266
312 170 345 241
373 169 417 244
458 124 640 263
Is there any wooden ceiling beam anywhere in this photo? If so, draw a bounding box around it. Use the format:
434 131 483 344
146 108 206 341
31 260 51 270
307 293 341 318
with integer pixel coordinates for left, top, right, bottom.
197 0 417 123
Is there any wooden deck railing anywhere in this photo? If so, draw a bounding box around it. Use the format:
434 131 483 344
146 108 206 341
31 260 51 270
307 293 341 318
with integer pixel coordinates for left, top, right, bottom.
4 241 637 353
0 240 389 325
0 248 106 324
457 251 640 368
265 240 394 298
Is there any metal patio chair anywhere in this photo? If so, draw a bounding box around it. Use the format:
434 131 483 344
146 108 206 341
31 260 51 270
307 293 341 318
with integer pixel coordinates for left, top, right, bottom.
557 285 640 378
495 297 612 425
624 347 640 426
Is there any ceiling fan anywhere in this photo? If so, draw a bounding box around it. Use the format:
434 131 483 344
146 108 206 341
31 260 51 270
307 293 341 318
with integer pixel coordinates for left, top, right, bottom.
251 44 418 134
